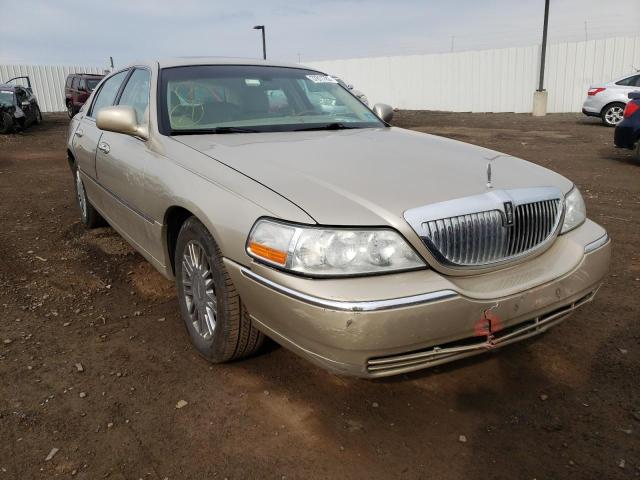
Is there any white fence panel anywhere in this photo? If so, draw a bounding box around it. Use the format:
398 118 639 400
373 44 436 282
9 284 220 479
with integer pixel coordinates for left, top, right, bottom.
0 64 105 112
306 35 640 113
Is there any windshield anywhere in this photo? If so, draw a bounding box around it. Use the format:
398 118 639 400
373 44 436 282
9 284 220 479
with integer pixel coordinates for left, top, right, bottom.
159 65 383 134
86 78 101 91
0 90 14 107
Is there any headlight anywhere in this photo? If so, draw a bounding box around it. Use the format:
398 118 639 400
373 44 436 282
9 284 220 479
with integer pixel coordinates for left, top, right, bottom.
246 219 426 276
561 186 586 234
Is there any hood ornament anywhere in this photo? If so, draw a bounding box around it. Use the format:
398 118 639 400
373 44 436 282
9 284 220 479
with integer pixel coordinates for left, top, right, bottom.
486 161 493 189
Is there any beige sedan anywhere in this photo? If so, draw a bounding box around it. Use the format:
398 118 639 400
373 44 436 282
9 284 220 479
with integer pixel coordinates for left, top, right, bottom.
67 58 610 377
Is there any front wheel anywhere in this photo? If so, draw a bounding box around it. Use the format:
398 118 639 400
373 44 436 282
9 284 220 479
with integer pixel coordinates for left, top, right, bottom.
34 106 43 125
0 112 13 134
601 103 625 127
175 217 264 363
67 102 75 119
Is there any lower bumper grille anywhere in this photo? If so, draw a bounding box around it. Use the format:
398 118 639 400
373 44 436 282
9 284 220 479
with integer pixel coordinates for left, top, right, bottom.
366 288 598 376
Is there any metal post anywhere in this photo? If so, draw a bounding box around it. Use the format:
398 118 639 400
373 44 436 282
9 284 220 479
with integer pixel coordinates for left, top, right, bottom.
109 56 114 69
537 0 550 91
253 25 266 60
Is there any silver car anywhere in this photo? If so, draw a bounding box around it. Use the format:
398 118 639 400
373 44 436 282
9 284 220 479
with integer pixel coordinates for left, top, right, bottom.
66 58 610 377
582 72 640 126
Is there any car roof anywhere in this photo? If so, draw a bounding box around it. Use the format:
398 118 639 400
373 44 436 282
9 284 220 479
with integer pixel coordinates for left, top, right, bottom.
130 57 319 71
609 72 640 83
67 73 104 78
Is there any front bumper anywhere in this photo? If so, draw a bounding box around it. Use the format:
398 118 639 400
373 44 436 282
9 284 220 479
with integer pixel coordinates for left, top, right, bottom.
226 220 610 378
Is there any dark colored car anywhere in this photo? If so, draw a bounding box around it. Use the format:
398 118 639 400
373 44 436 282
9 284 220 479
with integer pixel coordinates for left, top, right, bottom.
65 73 104 118
613 91 640 162
0 83 43 134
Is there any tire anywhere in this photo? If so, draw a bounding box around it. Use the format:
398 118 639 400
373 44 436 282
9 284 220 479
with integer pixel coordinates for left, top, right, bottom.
0 112 13 134
634 141 640 164
601 102 625 127
175 217 264 363
34 106 43 125
67 102 75 119
73 165 103 228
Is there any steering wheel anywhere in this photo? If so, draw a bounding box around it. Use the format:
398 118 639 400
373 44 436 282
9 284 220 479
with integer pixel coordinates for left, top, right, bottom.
170 102 205 128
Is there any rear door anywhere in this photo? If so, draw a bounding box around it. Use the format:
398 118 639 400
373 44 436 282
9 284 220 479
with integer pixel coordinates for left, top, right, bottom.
72 69 129 180
614 74 640 100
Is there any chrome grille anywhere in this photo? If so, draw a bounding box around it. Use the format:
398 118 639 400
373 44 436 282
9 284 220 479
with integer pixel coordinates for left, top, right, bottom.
404 188 564 268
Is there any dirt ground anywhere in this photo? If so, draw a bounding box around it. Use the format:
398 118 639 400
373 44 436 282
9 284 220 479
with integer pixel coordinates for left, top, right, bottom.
1 111 638 480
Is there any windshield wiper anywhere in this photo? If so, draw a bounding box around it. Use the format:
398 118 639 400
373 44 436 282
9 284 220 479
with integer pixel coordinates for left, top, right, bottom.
294 123 359 132
171 126 261 135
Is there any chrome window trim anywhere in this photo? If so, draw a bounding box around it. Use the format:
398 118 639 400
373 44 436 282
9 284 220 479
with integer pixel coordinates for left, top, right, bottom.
584 233 609 253
240 266 457 312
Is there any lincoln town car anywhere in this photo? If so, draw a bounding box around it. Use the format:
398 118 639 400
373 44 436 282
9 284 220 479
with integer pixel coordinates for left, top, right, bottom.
66 58 611 377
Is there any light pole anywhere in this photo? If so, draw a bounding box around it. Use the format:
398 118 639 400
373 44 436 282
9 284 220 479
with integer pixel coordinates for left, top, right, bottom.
532 0 550 116
537 0 550 92
253 25 266 60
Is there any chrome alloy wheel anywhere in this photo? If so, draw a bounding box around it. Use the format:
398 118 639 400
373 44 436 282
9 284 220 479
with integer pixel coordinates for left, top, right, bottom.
75 169 88 220
182 241 217 340
605 106 624 125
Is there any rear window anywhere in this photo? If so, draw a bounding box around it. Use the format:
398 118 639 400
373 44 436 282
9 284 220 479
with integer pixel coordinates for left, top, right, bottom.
616 75 640 87
66 77 73 88
86 78 101 91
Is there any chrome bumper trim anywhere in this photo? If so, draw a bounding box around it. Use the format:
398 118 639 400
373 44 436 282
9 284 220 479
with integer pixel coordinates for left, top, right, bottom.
367 286 600 374
584 233 609 253
240 267 457 312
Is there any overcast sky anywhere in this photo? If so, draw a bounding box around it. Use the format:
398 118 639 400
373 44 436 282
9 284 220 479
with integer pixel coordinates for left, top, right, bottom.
1 0 638 67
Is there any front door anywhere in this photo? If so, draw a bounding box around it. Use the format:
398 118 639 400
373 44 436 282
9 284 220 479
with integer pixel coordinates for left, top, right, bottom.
94 68 156 257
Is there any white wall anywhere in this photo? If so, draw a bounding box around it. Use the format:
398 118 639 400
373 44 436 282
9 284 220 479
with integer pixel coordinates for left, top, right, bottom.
0 64 105 112
306 36 640 113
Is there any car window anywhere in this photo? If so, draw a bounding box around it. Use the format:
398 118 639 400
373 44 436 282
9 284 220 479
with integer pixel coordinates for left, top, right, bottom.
0 89 14 107
86 78 101 92
66 77 73 88
160 65 381 133
616 75 640 87
71 77 80 90
117 68 151 125
89 70 128 118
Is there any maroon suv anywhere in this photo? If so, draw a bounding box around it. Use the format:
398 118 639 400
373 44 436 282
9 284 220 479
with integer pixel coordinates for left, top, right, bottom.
64 73 103 118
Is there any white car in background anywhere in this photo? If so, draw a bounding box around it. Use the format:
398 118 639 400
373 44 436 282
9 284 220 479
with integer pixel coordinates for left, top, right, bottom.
582 72 640 126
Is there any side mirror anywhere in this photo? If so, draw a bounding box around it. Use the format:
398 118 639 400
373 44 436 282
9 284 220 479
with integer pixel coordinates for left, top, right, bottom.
372 103 394 123
629 91 640 100
96 105 148 139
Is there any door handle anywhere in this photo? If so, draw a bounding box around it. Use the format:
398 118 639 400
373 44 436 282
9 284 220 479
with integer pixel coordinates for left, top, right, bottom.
75 128 84 137
97 141 110 154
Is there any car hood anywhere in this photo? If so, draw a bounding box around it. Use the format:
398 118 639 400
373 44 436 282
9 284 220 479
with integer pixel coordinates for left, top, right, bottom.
174 127 573 226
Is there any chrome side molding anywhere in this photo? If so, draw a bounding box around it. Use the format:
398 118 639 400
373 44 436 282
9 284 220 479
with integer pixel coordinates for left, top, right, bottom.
240 267 457 312
584 233 609 253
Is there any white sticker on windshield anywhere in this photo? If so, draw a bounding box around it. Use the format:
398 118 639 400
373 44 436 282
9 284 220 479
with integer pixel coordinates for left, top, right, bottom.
306 75 338 84
245 79 261 86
